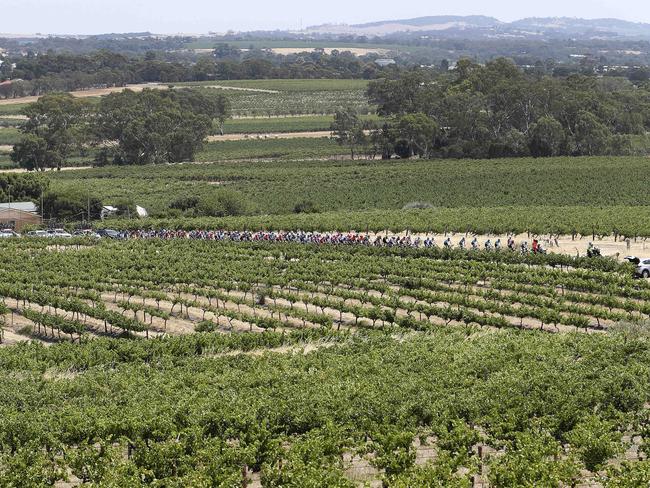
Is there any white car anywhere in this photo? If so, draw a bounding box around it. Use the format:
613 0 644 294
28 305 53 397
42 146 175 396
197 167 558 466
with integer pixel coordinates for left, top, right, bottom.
0 229 20 238
27 230 49 238
625 256 650 278
47 229 73 238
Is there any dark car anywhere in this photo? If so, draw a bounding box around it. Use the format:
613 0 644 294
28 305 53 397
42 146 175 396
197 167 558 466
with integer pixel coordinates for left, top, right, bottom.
97 229 123 239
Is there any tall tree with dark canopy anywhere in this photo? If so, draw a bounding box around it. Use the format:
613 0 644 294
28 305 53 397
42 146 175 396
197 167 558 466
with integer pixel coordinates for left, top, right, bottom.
93 89 212 165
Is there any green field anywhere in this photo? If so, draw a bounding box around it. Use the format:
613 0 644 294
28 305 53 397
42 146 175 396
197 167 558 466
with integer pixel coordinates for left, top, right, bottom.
0 103 28 116
0 127 20 145
48 156 650 227
196 137 342 161
0 153 13 169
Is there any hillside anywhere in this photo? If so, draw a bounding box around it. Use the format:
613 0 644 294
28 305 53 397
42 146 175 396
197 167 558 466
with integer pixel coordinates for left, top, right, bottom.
307 15 650 39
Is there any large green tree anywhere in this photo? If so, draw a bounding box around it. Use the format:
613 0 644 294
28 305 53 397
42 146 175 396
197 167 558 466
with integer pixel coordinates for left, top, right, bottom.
93 89 212 165
395 113 439 158
331 109 366 160
40 188 103 222
528 116 566 157
11 93 92 171
572 110 611 156
367 57 649 159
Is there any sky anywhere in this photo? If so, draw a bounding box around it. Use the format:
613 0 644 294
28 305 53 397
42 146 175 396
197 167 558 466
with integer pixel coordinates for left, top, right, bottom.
4 0 650 35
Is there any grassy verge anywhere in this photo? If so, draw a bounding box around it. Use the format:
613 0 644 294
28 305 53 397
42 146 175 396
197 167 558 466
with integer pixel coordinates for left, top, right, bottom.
0 127 21 145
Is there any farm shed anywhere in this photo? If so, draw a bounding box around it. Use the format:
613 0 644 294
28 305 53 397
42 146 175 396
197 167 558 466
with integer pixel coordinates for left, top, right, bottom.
0 208 41 231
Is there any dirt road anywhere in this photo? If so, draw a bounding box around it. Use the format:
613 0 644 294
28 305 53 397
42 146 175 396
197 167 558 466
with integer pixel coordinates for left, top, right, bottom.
0 166 92 174
380 231 648 260
0 83 283 107
0 83 171 106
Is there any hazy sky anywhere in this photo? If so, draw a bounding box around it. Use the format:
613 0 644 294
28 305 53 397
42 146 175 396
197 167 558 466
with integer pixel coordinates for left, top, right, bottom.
5 0 650 35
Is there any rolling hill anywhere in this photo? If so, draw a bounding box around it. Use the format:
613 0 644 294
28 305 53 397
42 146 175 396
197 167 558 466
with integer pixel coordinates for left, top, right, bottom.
307 16 650 40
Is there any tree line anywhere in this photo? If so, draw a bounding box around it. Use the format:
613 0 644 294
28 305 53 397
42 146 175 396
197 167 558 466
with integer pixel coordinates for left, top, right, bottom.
11 88 230 170
333 58 650 159
0 48 389 99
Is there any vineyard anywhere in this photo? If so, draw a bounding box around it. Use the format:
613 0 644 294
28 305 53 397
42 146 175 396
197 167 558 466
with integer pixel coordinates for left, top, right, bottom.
90 206 650 238
221 115 381 135
0 79 372 120
198 87 370 117
194 137 343 162
1 238 645 341
49 156 650 232
1 239 650 486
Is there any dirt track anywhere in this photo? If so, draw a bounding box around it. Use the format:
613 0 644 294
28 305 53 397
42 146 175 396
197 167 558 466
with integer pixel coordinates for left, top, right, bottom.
204 85 279 94
384 231 649 260
0 83 280 106
0 83 170 106
0 166 92 174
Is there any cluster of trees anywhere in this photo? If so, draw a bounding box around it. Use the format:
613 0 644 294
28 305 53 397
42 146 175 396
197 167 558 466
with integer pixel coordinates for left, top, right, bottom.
0 35 191 55
0 174 93 222
0 49 388 99
11 88 230 169
0 173 47 203
335 58 650 159
40 189 104 222
0 51 198 98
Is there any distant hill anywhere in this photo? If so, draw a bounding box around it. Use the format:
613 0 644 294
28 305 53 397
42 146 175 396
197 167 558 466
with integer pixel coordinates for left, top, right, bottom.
307 16 650 39
510 18 650 38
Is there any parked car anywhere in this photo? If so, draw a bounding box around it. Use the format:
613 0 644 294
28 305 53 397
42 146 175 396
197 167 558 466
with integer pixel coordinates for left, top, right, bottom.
26 230 49 238
625 256 650 278
73 229 101 238
47 229 73 238
0 229 20 238
97 229 122 239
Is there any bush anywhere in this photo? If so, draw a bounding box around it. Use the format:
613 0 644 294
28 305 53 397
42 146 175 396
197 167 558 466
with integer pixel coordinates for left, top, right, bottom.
293 200 320 214
41 189 103 222
196 191 248 217
169 196 200 212
195 320 218 332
